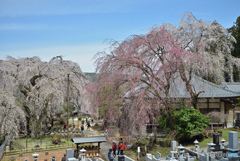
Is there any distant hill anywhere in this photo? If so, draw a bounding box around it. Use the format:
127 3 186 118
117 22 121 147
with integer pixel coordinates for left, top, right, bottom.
84 72 98 82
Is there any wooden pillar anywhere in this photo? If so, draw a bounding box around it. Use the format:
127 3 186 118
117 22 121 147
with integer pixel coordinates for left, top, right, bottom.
219 100 221 113
233 104 236 127
67 74 70 140
207 99 209 113
98 142 100 153
224 102 227 114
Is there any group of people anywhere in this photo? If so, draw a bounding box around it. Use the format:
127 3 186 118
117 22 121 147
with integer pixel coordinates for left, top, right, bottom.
62 117 93 135
81 117 93 124
80 118 92 135
108 138 125 161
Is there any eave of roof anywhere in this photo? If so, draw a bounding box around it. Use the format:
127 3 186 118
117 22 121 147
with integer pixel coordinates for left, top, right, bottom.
221 82 240 94
125 74 240 99
71 136 106 144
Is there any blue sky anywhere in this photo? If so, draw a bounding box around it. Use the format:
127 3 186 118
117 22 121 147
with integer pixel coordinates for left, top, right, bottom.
0 0 239 72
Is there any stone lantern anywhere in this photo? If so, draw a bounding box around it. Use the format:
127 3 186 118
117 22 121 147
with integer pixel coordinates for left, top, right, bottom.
170 151 178 161
207 141 215 156
177 144 185 161
221 138 226 149
80 148 86 161
32 152 39 161
194 139 199 152
169 151 178 161
170 156 178 161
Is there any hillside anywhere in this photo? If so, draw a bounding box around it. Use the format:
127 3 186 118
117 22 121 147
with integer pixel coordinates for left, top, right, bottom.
85 72 98 82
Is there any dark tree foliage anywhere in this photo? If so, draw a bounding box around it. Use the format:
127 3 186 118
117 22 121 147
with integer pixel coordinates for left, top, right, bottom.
158 107 210 141
228 16 240 58
174 108 210 141
233 64 240 82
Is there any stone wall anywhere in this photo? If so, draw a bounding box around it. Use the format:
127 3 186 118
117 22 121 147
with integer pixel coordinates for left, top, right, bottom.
199 153 209 161
114 155 135 161
184 148 199 159
227 110 234 123
146 154 162 161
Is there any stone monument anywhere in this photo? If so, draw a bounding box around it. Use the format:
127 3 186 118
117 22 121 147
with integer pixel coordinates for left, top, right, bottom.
235 111 240 129
227 131 239 157
213 133 221 151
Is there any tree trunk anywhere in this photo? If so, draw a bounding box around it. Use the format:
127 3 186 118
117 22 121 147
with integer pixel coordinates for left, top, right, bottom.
51 117 54 127
73 116 75 127
179 68 200 111
31 117 42 139
191 94 199 111
167 104 175 129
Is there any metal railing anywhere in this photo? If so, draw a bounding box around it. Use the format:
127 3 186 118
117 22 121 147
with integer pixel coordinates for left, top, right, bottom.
0 131 15 160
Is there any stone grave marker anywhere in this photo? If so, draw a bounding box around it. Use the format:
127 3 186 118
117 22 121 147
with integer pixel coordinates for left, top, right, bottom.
156 151 161 159
66 149 73 159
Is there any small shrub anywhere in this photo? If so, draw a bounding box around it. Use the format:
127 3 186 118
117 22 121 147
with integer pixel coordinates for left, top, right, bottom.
174 108 210 141
158 138 172 147
52 134 61 145
59 119 64 125
158 107 210 142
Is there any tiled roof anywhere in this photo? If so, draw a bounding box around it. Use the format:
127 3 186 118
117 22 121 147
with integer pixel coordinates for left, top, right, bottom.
125 74 240 99
72 136 106 144
72 110 93 115
221 82 240 94
172 76 240 98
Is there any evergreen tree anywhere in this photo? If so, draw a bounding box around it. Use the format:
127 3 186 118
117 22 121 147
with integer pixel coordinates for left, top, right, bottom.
228 16 240 58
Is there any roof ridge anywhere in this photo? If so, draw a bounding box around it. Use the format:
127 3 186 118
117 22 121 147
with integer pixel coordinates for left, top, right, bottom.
192 75 239 94
225 82 240 85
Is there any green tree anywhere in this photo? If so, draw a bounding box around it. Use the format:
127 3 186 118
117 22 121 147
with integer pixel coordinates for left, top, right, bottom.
157 110 171 132
174 108 210 141
158 107 210 141
233 64 240 82
228 16 240 58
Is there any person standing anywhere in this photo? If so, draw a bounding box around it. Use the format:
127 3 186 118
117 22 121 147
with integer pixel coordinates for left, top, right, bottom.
119 140 125 155
117 138 122 155
87 121 91 130
108 149 113 161
104 130 108 141
63 122 67 130
112 141 117 158
52 155 57 161
61 154 66 161
82 119 84 125
81 124 84 135
74 149 79 159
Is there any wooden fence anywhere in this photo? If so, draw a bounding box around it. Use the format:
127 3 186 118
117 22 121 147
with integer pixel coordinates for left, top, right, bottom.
4 143 75 156
0 131 15 160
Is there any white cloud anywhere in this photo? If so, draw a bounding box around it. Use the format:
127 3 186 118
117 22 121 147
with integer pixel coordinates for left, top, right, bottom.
0 43 110 72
